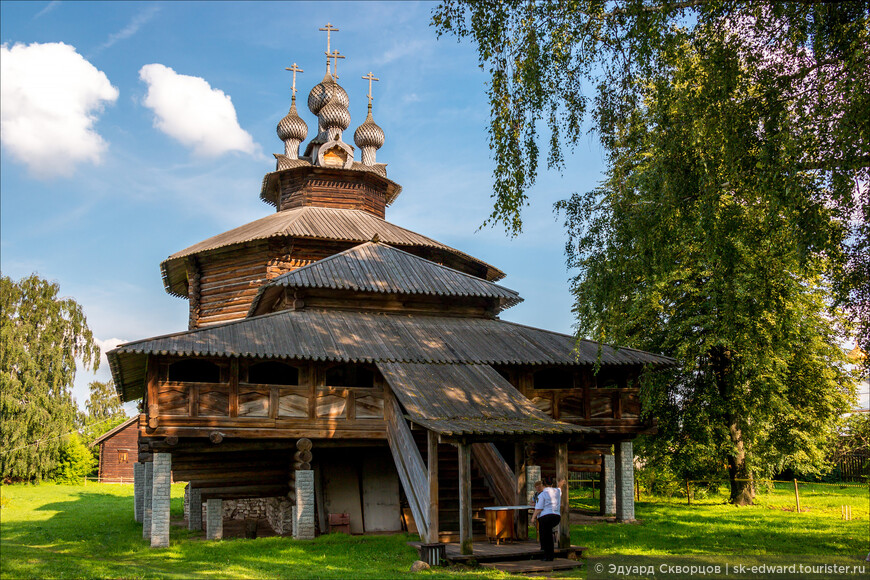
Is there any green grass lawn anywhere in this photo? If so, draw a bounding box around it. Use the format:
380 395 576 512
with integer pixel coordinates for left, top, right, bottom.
569 482 869 557
1 482 867 579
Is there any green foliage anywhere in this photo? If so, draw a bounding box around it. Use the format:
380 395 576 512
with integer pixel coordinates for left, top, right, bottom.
0 274 100 482
433 0 870 361
435 0 866 502
552 27 857 500
51 434 96 484
85 380 124 423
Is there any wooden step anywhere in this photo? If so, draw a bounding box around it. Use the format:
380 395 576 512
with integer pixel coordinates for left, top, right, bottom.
480 558 582 574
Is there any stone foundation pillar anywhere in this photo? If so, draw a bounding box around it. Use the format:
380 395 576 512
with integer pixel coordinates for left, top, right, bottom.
133 463 144 523
206 498 223 540
294 470 315 539
188 487 203 531
615 441 635 522
525 465 541 505
142 462 153 540
150 452 171 548
601 454 616 515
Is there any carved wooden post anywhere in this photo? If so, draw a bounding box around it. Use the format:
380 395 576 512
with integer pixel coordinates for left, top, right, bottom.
556 441 570 549
458 441 473 555
427 430 439 544
514 442 528 540
186 257 201 329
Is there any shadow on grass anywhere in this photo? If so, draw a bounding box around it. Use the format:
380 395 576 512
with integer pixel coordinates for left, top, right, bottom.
0 489 507 579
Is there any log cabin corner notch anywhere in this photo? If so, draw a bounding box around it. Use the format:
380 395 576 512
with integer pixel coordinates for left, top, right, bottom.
107 27 675 549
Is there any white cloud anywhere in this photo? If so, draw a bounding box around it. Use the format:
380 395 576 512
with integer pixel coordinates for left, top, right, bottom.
95 5 160 53
139 63 259 157
0 42 119 178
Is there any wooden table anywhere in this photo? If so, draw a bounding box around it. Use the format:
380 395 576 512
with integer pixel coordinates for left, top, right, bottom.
484 506 532 544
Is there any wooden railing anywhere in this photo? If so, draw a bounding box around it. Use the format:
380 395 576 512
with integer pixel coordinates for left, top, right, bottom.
384 393 429 542
528 388 642 422
471 443 516 506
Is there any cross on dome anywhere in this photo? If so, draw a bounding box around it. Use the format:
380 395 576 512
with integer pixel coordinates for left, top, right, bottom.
328 50 345 80
284 63 303 99
362 71 379 107
319 23 339 74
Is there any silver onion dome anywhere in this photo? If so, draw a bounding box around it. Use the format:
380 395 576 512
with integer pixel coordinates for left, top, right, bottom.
318 100 351 132
307 72 349 116
277 98 308 142
354 107 384 150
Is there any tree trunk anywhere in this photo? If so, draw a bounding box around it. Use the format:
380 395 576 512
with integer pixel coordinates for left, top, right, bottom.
727 422 754 506
712 346 754 506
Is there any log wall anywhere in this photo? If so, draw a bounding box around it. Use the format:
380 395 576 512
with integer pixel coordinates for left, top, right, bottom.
98 420 139 482
144 355 387 440
278 171 388 218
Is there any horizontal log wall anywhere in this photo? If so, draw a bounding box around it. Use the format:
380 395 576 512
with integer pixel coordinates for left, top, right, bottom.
497 365 649 438
279 172 388 218
147 357 386 439
98 420 138 482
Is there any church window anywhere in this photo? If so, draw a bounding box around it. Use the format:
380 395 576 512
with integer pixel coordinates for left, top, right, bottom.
533 367 574 389
325 364 374 388
167 359 221 383
594 367 624 389
247 361 299 385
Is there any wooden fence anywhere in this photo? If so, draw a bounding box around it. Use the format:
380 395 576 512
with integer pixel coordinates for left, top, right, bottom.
838 453 870 482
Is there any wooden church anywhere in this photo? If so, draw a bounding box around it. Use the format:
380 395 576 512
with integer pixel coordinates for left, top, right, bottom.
108 25 673 552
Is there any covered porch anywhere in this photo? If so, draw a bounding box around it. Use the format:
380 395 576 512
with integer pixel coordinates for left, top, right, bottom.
379 361 595 555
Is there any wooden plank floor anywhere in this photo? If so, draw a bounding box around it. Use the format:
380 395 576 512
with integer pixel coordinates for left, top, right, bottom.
481 558 582 574
408 540 586 563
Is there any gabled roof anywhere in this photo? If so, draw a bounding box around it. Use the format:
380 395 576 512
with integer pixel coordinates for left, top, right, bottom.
108 308 675 400
379 362 593 437
89 415 138 447
248 241 522 315
160 206 505 296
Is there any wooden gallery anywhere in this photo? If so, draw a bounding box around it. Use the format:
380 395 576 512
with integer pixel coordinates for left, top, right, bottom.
108 32 673 552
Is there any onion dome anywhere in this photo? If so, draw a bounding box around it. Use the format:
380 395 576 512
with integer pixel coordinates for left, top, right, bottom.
319 100 351 134
308 72 349 116
276 96 308 160
354 105 385 149
277 98 308 143
355 105 384 166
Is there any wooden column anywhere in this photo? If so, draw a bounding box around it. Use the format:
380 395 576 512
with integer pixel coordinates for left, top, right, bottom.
458 441 473 555
229 359 239 418
515 442 529 540
146 356 159 429
556 441 570 549
427 430 439 544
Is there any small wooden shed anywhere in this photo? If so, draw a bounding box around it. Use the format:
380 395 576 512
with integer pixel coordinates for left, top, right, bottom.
92 416 138 483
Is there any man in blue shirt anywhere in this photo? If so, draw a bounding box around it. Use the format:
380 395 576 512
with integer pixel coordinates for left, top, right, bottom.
530 479 561 561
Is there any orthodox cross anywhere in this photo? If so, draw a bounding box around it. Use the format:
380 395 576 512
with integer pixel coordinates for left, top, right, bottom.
328 49 346 79
362 72 379 107
319 23 339 72
284 63 303 99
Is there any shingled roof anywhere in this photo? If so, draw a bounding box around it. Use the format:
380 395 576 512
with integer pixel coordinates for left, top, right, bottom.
378 362 593 437
108 308 675 400
248 241 522 315
160 206 505 296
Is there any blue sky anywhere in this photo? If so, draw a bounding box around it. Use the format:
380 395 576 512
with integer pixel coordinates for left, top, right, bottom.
1 1 611 411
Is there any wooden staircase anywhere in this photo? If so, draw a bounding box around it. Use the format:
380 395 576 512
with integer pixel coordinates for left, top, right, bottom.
412 431 498 541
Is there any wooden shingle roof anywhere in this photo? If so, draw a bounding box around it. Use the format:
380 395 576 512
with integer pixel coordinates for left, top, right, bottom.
378 362 593 437
249 242 522 315
108 309 675 400
160 206 505 296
